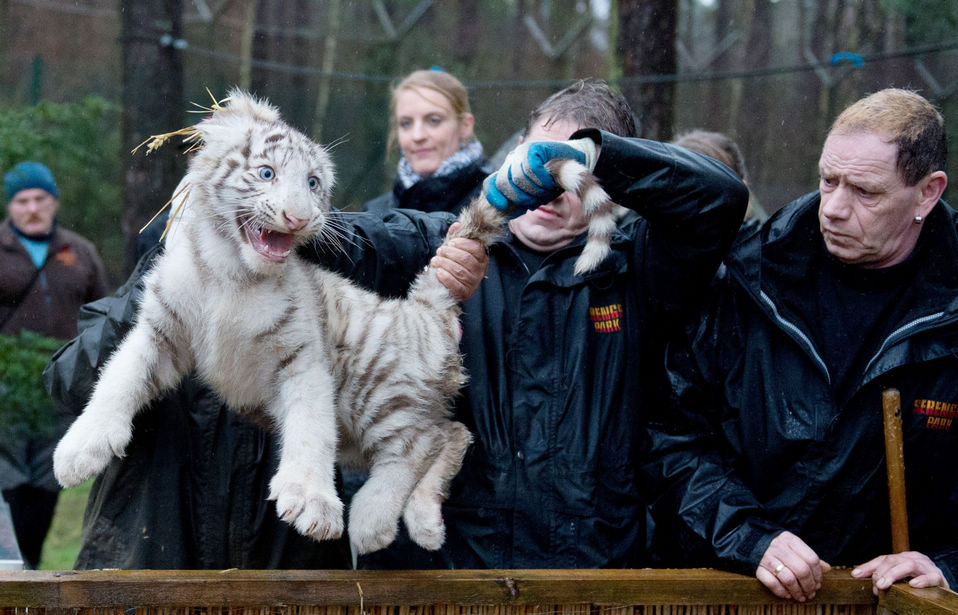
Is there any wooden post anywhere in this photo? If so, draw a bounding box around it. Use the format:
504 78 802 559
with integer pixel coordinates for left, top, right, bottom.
882 388 909 553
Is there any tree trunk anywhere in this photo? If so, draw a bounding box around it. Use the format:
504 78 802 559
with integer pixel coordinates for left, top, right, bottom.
738 0 771 179
239 0 257 91
121 0 185 273
312 0 341 141
0 0 10 93
618 0 677 141
707 0 734 129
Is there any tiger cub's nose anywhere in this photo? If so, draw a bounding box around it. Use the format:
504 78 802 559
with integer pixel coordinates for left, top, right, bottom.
283 212 308 231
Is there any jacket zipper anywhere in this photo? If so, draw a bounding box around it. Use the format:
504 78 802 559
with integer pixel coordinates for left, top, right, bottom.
861 310 953 378
759 290 831 385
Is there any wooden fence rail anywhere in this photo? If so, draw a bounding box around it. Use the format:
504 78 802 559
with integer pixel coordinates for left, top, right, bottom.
0 569 956 615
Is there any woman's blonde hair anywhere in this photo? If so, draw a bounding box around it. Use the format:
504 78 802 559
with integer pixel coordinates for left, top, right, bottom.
387 69 472 151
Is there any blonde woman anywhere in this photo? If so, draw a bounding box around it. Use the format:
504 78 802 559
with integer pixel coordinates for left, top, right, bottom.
364 68 490 216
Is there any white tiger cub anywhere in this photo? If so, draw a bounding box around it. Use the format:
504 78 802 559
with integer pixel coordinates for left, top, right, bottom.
53 89 619 554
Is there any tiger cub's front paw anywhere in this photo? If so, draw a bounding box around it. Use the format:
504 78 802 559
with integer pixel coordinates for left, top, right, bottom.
53 411 132 487
269 469 344 542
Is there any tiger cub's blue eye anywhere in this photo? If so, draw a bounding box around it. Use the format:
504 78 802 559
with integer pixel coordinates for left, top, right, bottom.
258 166 275 180
308 176 320 190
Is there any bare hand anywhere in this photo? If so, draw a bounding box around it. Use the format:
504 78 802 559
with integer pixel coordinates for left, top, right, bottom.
852 551 949 595
432 222 489 302
756 531 831 602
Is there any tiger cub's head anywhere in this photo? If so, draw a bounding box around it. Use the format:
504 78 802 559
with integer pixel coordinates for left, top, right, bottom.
187 89 336 268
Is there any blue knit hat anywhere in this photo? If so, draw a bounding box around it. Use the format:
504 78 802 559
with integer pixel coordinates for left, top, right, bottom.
4 162 59 203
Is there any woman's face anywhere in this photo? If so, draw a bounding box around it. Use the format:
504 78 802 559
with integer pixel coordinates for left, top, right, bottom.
394 87 474 177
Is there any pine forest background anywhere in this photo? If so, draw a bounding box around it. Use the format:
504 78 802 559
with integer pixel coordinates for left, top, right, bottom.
1 0 956 288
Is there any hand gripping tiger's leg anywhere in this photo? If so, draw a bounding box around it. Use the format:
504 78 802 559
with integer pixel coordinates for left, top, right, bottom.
403 420 472 550
268 360 344 542
53 315 189 487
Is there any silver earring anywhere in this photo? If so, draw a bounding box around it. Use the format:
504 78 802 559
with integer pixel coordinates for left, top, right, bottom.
914 215 923 224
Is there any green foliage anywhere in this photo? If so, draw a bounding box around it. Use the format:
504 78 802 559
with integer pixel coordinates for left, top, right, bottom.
40 480 91 570
0 97 124 283
882 0 958 43
0 331 65 432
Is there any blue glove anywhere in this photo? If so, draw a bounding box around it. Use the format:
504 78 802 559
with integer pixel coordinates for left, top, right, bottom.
484 138 597 211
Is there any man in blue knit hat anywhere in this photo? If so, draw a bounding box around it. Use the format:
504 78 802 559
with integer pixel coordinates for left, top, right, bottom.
0 161 108 568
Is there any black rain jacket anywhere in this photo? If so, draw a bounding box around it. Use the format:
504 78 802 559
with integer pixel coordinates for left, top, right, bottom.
642 194 958 586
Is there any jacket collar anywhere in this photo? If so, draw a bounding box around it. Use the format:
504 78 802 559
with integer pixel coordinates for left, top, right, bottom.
727 192 958 319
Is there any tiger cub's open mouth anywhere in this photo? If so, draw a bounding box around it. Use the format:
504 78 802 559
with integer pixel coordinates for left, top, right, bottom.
239 213 295 263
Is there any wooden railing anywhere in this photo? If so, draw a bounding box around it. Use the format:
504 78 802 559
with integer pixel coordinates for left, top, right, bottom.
0 569 956 615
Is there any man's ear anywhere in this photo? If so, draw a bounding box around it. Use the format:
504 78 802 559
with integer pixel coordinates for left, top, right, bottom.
917 170 947 218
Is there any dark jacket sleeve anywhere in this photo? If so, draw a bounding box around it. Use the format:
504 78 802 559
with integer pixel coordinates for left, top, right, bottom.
639 278 784 575
43 244 160 415
298 208 455 297
362 191 395 216
577 129 749 318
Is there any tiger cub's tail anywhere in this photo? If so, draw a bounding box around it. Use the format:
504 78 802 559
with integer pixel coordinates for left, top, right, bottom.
448 158 618 276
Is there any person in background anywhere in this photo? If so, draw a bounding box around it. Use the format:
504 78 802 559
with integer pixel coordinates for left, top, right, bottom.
672 129 763 223
364 68 491 216
642 88 954 601
350 78 748 569
0 161 107 568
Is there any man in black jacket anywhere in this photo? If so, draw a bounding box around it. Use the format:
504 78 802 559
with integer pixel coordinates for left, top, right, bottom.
349 79 748 568
643 88 953 600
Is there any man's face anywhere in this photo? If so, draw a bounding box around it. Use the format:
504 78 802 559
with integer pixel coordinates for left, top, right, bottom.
818 132 925 268
508 116 588 253
7 188 59 235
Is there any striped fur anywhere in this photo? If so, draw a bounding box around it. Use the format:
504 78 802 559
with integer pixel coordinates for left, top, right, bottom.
52 90 616 556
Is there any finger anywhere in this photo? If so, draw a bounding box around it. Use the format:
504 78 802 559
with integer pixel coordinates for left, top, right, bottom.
760 558 809 602
909 571 947 589
755 566 791 600
432 266 467 302
782 535 826 591
777 562 815 601
526 143 560 187
781 549 822 591
435 245 484 284
445 222 462 239
442 238 485 264
876 558 936 591
431 255 469 285
852 555 886 578
485 175 509 210
507 165 549 203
